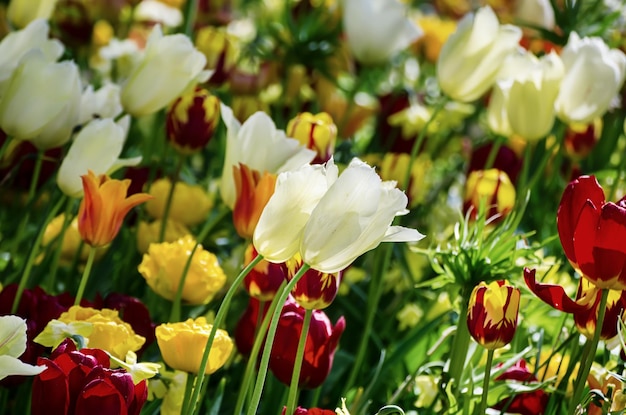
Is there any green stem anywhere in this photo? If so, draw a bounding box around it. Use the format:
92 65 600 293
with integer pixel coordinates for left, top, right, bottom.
484 136 504 170
286 308 313 415
10 150 44 256
245 264 312 415
11 195 65 313
74 246 97 305
188 254 265 415
180 372 197 415
569 288 609 415
344 244 392 396
45 198 75 292
159 155 185 243
169 206 230 322
478 349 495 415
445 286 472 397
233 293 284 415
523 137 559 195
402 97 448 191
182 0 199 37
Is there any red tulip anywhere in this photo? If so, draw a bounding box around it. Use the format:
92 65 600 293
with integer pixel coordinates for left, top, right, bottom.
269 297 345 388
557 175 626 289
31 339 147 415
467 280 520 350
281 406 337 415
285 254 341 310
492 359 548 415
524 268 626 339
234 296 345 388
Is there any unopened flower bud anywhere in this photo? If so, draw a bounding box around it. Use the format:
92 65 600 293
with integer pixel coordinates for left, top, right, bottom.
286 112 337 164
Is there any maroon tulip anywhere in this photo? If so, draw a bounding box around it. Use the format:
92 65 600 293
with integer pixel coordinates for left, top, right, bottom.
525 268 626 339
269 296 345 388
557 175 626 289
468 143 522 184
493 359 548 415
234 296 267 357
31 339 147 415
0 284 77 369
235 296 345 388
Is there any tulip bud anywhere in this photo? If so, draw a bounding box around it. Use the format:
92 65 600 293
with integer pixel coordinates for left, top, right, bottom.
467 280 520 349
195 25 239 85
463 169 516 221
285 253 341 310
243 244 287 301
232 164 277 239
166 87 221 154
286 112 337 164
563 120 601 161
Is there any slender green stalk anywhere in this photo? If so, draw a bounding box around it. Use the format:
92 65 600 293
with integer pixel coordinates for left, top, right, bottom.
344 245 392 395
10 150 44 256
484 136 504 170
169 206 230 322
188 254 265 415
158 155 185 243
402 97 448 191
246 264 311 415
74 246 97 305
180 372 197 415
182 0 199 37
11 195 65 313
45 198 75 292
569 289 609 415
233 292 284 415
286 308 313 415
478 349 495 415
445 286 472 396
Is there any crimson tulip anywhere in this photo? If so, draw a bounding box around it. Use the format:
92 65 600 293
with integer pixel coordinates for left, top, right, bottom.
492 359 548 415
269 297 345 388
467 280 520 350
242 244 287 301
282 406 337 415
557 175 626 290
524 268 626 339
31 339 147 415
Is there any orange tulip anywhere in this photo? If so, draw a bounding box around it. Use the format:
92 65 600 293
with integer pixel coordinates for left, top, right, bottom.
78 170 152 247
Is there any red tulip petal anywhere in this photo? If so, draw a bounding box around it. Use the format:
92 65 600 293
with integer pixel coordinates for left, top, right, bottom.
557 176 605 264
76 378 128 415
523 268 587 313
573 200 600 283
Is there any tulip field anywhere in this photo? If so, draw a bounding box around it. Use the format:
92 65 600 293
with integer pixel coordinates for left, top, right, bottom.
1 0 626 414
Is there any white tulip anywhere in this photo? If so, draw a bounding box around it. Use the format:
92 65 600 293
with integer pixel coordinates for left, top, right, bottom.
219 103 316 208
555 33 626 124
488 50 563 141
301 158 424 273
57 117 141 197
253 160 339 263
121 25 209 117
0 50 81 150
437 6 522 102
78 83 123 125
0 315 46 381
0 19 63 96
342 0 422 65
515 0 555 30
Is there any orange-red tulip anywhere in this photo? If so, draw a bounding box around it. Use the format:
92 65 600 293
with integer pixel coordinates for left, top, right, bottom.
78 171 152 247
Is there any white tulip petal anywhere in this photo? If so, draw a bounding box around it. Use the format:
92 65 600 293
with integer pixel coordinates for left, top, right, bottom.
0 356 46 381
0 315 28 358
